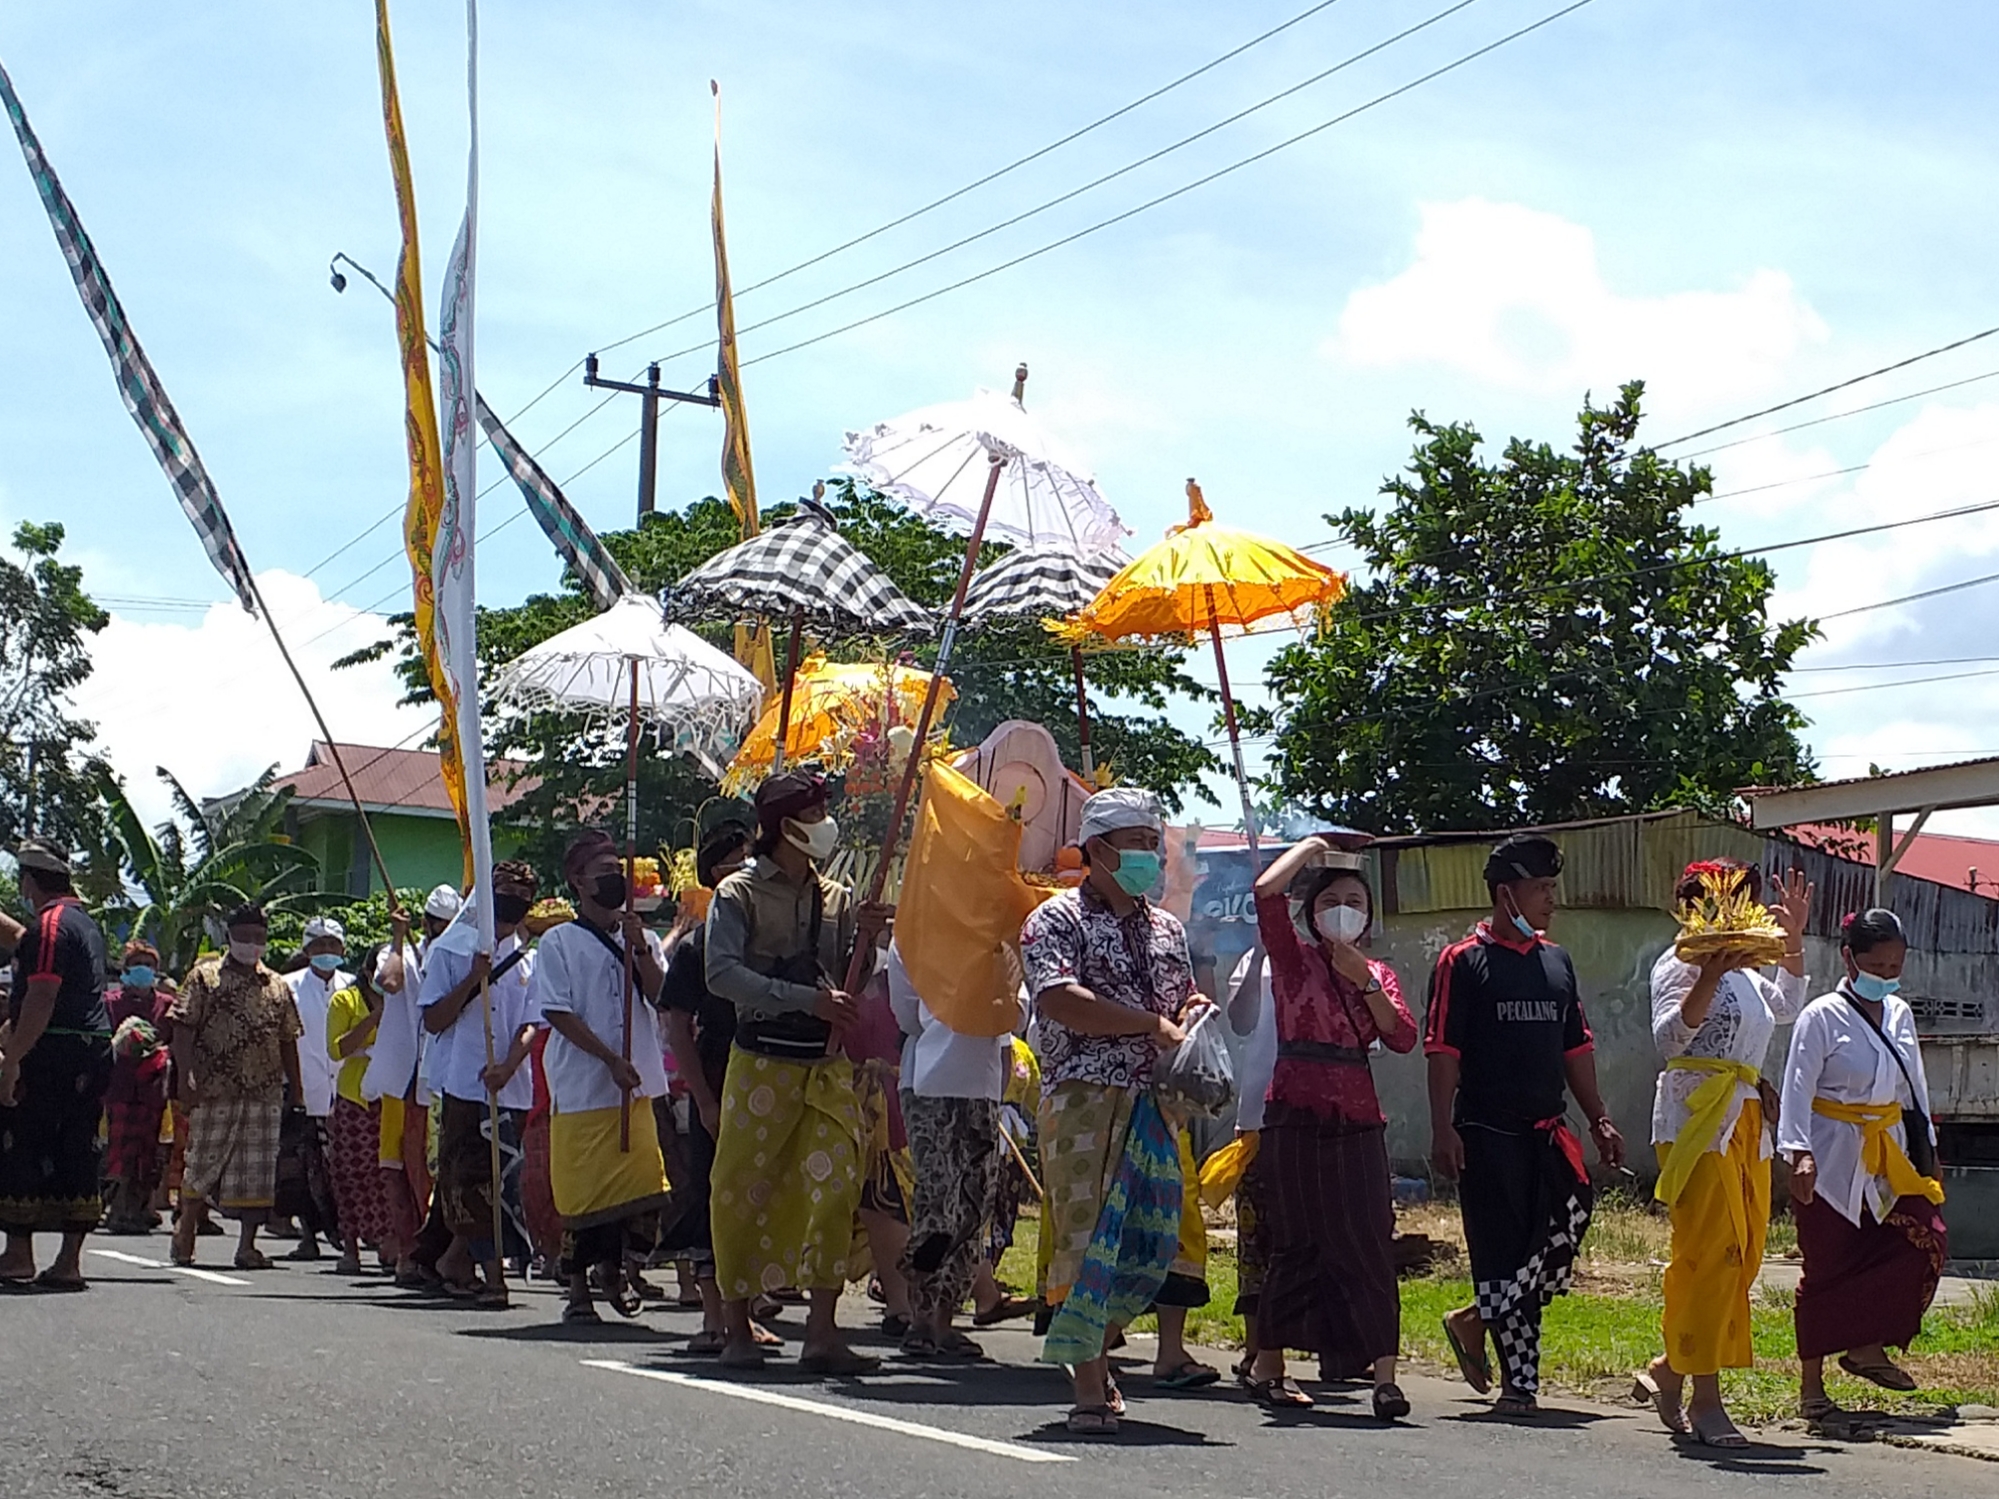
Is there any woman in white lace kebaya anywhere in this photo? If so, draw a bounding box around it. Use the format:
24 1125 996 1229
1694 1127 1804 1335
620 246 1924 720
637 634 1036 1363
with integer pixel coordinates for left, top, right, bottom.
1632 861 1810 1448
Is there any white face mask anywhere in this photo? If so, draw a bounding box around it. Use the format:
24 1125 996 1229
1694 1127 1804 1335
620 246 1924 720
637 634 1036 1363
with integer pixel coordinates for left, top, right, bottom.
784 815 839 862
1314 904 1368 944
228 939 266 967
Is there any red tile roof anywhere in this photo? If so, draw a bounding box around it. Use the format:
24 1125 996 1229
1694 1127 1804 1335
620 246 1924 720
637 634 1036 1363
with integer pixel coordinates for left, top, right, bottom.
1786 823 1999 896
274 742 535 819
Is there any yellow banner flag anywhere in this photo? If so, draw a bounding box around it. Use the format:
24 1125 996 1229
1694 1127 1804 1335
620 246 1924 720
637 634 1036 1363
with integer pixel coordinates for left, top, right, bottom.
375 0 469 872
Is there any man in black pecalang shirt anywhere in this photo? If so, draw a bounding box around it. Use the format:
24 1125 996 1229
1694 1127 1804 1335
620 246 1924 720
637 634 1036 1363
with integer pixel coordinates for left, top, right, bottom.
1423 833 1626 1414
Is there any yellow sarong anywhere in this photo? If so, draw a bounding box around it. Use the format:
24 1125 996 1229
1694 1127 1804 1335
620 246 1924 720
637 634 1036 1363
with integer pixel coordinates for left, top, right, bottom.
550 1101 672 1228
710 1049 862 1300
1658 1098 1767 1375
1169 1127 1207 1284
1811 1098 1946 1206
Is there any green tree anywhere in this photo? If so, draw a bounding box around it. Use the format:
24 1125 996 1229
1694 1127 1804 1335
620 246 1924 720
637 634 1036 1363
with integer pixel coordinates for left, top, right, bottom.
1255 384 1818 832
0 521 111 854
341 486 1220 875
98 765 339 974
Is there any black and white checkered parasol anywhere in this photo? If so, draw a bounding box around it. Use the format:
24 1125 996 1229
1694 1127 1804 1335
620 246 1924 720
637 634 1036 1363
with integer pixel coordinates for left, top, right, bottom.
664 499 933 635
960 545 1122 626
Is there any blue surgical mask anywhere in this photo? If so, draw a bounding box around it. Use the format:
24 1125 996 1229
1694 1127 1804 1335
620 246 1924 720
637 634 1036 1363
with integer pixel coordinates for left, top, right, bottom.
1111 849 1163 897
121 966 156 989
1501 888 1539 941
1850 972 1900 1002
309 953 344 976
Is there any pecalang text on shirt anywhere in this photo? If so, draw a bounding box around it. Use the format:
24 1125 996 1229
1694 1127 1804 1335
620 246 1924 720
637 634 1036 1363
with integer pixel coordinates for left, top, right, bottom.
1495 999 1563 1023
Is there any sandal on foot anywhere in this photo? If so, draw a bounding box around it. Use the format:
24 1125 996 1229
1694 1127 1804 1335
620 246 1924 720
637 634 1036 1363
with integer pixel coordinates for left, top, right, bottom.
1443 1316 1493 1395
1155 1359 1222 1391
972 1295 1037 1327
1631 1371 1692 1435
562 1301 603 1324
717 1346 770 1372
1838 1353 1916 1392
899 1331 940 1359
751 1321 786 1348
232 1249 274 1272
472 1286 511 1309
880 1313 910 1340
1493 1392 1539 1417
685 1329 727 1357
937 1331 986 1361
1066 1404 1119 1437
1106 1373 1126 1417
1373 1383 1411 1421
32 1270 88 1292
607 1281 644 1319
1248 1375 1315 1409
1690 1409 1749 1448
798 1348 882 1377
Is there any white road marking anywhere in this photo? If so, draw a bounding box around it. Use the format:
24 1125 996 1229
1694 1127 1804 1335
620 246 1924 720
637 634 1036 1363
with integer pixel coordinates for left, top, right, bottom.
582 1358 1077 1464
88 1248 252 1287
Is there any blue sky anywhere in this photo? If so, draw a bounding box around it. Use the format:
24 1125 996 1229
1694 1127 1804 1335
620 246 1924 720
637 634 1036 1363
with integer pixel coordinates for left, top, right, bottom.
6 0 1999 847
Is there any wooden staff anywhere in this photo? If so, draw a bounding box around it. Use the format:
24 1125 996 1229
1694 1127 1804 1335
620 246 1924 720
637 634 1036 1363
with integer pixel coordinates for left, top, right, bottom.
770 605 805 774
842 364 1028 994
477 973 505 1277
999 1113 1044 1202
619 656 640 1152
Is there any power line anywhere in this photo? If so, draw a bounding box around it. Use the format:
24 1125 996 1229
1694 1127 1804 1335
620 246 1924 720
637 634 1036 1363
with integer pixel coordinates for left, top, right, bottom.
593 0 1360 359
1651 321 1999 451
1818 566 1999 623
1789 654 1999 673
643 0 1487 366
1789 665 1999 700
1674 366 1999 461
663 0 1599 373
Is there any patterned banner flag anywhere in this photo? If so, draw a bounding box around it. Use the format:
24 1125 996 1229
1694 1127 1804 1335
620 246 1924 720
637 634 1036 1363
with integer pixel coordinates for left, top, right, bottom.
373 0 470 870
710 82 777 694
475 396 633 612
433 0 492 945
0 57 259 614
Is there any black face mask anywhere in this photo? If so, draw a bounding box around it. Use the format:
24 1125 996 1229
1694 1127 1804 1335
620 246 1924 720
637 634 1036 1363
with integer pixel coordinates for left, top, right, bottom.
590 872 628 910
493 894 532 926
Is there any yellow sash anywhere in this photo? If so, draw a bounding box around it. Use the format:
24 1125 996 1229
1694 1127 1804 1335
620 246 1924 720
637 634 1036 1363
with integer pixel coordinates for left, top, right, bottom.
1654 1057 1760 1207
1810 1098 1946 1206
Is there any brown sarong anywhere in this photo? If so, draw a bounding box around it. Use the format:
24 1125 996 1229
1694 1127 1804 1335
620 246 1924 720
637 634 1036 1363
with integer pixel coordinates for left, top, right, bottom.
1255 1104 1399 1372
1793 1192 1947 1359
438 1095 497 1250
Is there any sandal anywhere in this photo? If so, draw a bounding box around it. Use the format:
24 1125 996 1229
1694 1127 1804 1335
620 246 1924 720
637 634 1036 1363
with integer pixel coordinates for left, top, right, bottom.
1155 1359 1222 1391
1373 1383 1411 1421
1247 1375 1315 1409
1690 1409 1749 1448
1838 1353 1917 1392
232 1249 274 1272
751 1321 786 1348
1493 1392 1539 1417
937 1330 986 1361
562 1301 604 1325
1105 1372 1126 1417
1630 1371 1692 1435
900 1331 941 1359
1443 1316 1493 1395
972 1295 1037 1327
880 1313 910 1340
798 1348 882 1377
718 1346 770 1372
472 1286 511 1310
607 1279 644 1319
1066 1404 1119 1437
686 1329 727 1357
31 1270 88 1293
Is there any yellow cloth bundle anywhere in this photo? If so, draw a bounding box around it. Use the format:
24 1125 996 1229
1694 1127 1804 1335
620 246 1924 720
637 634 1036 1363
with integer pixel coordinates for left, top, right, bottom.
1197 1131 1259 1209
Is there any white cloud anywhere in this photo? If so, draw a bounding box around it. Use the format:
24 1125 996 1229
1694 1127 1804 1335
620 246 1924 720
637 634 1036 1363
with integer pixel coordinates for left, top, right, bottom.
1327 199 1828 416
74 570 433 831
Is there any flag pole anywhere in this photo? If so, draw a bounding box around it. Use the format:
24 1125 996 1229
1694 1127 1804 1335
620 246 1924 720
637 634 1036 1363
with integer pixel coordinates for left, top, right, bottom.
478 974 505 1278
841 365 1025 994
619 657 640 1152
241 572 404 909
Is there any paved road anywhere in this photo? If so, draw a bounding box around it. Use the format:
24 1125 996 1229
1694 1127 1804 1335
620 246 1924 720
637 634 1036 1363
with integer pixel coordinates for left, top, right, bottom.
5 1248 1991 1499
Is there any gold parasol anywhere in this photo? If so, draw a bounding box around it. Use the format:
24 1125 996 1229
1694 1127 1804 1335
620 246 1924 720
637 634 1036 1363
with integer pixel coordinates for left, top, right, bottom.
723 655 954 796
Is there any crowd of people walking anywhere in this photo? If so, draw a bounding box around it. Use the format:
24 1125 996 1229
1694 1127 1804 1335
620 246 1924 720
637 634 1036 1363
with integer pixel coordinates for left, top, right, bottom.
0 789 1950 1440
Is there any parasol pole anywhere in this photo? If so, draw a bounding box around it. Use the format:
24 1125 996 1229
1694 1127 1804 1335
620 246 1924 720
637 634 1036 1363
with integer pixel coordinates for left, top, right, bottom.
842 364 1028 993
1070 643 1095 780
771 606 805 774
619 655 639 1151
478 974 506 1280
1203 581 1262 875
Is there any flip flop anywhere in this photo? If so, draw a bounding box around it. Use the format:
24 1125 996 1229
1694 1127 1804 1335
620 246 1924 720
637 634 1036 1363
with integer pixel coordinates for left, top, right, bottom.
1443 1316 1493 1395
972 1295 1037 1327
936 1331 986 1361
32 1270 87 1292
1373 1383 1411 1421
562 1301 604 1325
1837 1354 1917 1392
1492 1393 1539 1417
1247 1375 1315 1409
1155 1359 1222 1391
232 1250 275 1272
685 1329 727 1357
751 1321 786 1348
1630 1371 1692 1435
798 1348 882 1377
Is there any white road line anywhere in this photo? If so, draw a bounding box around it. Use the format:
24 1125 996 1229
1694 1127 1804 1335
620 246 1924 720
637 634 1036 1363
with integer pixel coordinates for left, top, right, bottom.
582 1359 1076 1464
88 1248 252 1287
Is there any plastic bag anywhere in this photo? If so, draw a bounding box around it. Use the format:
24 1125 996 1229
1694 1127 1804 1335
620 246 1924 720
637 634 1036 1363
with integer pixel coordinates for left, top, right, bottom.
1152 1007 1236 1119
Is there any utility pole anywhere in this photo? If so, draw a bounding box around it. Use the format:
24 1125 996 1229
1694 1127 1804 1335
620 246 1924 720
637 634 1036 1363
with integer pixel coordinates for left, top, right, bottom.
582 357 721 523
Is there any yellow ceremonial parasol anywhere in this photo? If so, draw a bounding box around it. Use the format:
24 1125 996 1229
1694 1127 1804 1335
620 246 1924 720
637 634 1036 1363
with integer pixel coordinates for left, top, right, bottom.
723 654 955 795
1058 479 1345 865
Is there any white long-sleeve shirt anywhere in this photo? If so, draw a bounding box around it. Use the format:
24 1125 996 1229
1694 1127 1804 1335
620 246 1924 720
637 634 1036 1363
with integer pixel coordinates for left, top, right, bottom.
1777 984 1936 1227
884 943 1012 1100
361 939 430 1107
1226 949 1279 1133
1649 950 1807 1155
285 967 352 1119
